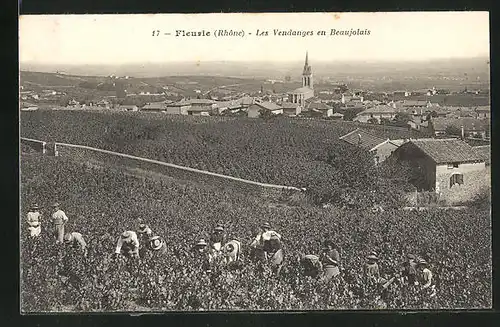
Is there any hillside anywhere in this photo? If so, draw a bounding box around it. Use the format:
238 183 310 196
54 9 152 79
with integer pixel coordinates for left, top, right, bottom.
20 152 492 310
21 111 420 208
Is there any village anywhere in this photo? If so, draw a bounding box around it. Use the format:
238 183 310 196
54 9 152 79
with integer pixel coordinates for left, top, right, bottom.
20 52 490 201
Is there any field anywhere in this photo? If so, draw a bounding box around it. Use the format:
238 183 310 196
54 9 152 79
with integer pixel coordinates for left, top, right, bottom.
21 110 427 207
20 152 491 311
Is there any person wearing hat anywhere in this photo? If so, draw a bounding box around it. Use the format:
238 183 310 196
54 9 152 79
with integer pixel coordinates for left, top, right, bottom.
192 238 212 272
51 202 69 244
64 232 87 257
400 253 418 285
300 254 323 278
363 252 381 284
321 240 341 281
115 231 140 258
147 235 167 255
222 239 242 265
137 224 153 257
210 225 226 252
26 204 42 238
417 258 436 296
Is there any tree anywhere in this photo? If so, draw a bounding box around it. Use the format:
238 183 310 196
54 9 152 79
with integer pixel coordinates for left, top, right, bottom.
445 125 462 137
392 112 411 127
259 108 273 120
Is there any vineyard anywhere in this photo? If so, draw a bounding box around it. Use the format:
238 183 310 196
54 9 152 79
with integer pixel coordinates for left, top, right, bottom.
20 152 491 311
21 110 421 207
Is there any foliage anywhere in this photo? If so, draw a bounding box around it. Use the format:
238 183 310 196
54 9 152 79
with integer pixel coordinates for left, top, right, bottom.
445 125 462 137
22 111 426 207
20 154 492 311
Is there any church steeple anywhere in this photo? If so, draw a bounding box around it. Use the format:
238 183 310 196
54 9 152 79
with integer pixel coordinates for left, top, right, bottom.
302 51 313 88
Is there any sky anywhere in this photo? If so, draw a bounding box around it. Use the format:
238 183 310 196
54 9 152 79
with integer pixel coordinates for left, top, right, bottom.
19 12 490 65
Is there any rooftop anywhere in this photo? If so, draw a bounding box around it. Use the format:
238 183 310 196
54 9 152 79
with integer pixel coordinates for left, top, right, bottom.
307 102 332 110
339 128 388 150
408 138 484 164
255 101 282 111
358 104 399 115
431 117 490 131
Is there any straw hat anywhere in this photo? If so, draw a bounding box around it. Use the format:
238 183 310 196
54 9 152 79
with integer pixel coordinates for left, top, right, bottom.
149 236 163 250
367 254 378 261
52 202 60 208
196 239 207 246
121 231 133 239
30 204 39 210
261 222 271 229
214 226 224 232
64 233 73 243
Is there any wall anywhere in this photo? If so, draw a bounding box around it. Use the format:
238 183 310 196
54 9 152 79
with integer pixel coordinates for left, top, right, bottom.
20 138 46 154
373 141 399 164
247 104 260 118
435 161 486 191
437 164 490 205
53 142 302 200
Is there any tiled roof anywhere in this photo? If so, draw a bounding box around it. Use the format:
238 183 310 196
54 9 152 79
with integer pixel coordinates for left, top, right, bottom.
475 105 490 112
358 104 399 115
256 101 282 111
142 102 167 110
408 138 484 164
307 102 332 110
190 99 216 105
473 145 490 164
431 117 490 132
402 100 429 107
339 128 388 150
290 86 314 94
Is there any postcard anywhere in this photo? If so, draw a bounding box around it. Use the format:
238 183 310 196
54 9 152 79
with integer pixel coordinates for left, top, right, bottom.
19 12 491 312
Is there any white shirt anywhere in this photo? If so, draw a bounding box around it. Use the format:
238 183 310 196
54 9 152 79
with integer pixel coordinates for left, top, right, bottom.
27 211 41 227
52 209 68 225
422 268 433 288
115 231 139 254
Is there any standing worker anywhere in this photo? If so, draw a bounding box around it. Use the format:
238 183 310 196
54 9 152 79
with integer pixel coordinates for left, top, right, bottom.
64 232 88 257
115 231 140 258
138 224 153 257
51 202 68 244
363 251 381 284
26 204 42 238
321 240 341 281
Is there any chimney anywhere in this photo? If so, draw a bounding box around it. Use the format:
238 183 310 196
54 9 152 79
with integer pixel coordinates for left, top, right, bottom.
461 125 465 139
357 133 362 145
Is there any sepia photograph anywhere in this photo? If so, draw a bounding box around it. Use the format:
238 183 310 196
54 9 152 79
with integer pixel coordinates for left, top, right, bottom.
19 12 491 312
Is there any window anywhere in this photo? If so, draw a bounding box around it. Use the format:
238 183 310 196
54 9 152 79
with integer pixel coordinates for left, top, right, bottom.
450 173 464 188
447 163 459 169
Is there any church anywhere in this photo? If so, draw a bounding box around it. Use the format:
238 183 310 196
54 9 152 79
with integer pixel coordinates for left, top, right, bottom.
288 52 314 106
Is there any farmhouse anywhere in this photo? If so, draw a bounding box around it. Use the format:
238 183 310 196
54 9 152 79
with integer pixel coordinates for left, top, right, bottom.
306 102 333 117
142 102 168 112
475 105 490 119
390 138 485 192
354 104 399 123
165 100 191 115
339 128 400 165
280 102 302 117
187 98 216 116
247 102 283 118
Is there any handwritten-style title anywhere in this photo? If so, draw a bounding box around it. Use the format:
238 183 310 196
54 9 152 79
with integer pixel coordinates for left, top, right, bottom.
152 28 371 38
